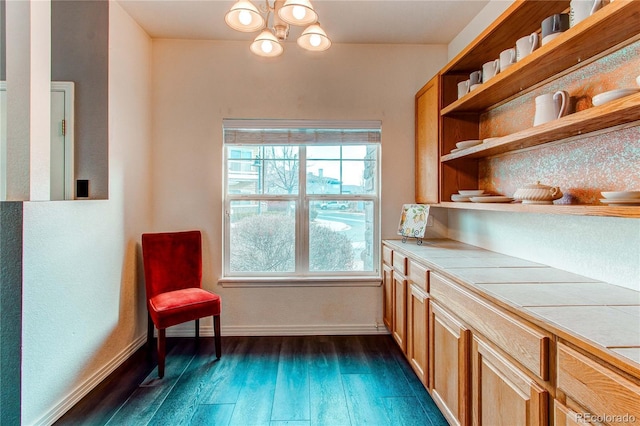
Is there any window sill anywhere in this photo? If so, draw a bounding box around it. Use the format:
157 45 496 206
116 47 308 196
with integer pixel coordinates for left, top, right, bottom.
218 276 383 288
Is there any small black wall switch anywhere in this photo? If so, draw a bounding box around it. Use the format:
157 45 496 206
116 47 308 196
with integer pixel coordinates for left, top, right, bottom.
76 180 89 198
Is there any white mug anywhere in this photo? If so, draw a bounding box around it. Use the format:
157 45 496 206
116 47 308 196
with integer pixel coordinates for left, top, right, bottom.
516 32 539 62
534 90 569 126
499 48 516 72
482 59 500 83
570 0 603 27
469 70 483 86
457 79 470 99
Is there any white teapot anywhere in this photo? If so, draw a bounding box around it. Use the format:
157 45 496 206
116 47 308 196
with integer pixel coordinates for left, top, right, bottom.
513 181 563 204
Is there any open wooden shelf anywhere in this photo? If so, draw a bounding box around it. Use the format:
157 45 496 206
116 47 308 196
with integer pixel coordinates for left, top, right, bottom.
435 202 640 218
441 92 640 161
441 0 640 115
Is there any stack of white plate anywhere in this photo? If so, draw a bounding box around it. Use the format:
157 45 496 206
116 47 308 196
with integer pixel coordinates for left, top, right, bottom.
600 191 640 206
451 189 484 202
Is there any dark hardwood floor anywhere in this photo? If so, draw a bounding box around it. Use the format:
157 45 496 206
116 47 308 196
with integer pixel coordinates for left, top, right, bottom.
56 335 448 426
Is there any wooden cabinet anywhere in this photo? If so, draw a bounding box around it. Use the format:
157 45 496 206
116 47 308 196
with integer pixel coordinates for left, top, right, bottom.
554 400 594 426
428 0 640 218
392 273 407 352
430 300 471 426
472 335 548 426
407 283 428 385
383 240 640 426
382 263 393 330
557 343 640 426
415 74 440 203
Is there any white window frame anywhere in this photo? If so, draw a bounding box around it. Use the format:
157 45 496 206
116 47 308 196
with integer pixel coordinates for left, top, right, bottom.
220 119 382 287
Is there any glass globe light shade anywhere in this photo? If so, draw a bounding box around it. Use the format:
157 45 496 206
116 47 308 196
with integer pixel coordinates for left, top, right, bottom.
278 0 317 26
225 0 265 32
250 30 284 57
297 23 331 52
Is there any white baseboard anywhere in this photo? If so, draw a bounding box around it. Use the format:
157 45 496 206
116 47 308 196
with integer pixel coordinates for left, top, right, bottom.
34 334 147 426
166 323 391 337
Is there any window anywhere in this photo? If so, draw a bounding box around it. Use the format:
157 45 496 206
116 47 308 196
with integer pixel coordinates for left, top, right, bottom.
223 119 381 281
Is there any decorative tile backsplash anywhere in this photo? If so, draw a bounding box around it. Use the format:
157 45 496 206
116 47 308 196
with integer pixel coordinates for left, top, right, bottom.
478 39 640 204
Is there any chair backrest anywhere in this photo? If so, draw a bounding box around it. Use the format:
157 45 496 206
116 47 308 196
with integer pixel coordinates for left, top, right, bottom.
141 230 202 299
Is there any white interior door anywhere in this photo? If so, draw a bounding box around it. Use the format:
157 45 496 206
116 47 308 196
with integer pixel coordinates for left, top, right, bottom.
0 85 6 201
0 81 74 201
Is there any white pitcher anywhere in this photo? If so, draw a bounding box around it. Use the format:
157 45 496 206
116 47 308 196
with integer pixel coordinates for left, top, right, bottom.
534 91 569 126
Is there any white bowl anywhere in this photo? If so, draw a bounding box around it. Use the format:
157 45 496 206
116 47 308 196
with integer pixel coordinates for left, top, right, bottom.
601 191 640 200
458 189 484 196
456 139 482 149
592 88 640 106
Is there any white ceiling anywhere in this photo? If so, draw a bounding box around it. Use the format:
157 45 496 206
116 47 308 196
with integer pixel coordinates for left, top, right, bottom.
117 0 490 45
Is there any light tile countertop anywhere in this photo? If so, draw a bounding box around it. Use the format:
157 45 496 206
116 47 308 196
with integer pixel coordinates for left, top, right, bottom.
383 238 640 371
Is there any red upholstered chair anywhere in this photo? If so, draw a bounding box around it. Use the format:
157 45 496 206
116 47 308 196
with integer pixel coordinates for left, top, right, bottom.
141 230 221 378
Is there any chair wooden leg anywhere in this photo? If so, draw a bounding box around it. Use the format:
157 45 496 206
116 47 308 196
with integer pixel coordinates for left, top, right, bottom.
213 315 221 359
157 328 166 378
147 312 154 347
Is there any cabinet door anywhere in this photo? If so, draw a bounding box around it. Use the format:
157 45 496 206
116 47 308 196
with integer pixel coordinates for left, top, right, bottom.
472 336 548 426
554 400 594 426
408 283 428 385
415 74 440 204
430 301 470 426
382 263 393 331
392 274 408 352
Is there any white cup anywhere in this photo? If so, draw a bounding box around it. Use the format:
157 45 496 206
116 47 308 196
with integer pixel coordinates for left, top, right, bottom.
482 59 500 83
499 48 516 72
457 79 470 99
570 0 603 27
534 90 569 126
469 70 483 86
516 32 539 62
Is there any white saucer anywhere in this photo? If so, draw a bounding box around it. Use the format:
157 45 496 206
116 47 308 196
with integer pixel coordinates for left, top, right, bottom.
456 139 482 149
451 194 471 202
470 196 514 203
450 148 461 154
592 88 640 106
483 137 500 144
601 191 640 200
600 199 640 206
636 75 640 87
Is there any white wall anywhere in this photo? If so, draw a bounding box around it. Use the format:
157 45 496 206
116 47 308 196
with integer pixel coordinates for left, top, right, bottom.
445 0 640 291
20 3 152 424
150 39 447 334
448 0 515 60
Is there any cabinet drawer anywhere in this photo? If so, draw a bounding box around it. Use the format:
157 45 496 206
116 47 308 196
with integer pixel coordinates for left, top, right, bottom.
392 252 407 275
557 343 640 426
408 260 429 292
430 273 550 380
382 245 393 265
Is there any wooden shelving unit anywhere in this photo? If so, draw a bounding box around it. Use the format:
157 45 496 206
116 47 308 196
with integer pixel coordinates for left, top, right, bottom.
438 201 640 219
422 0 640 219
441 0 640 114
441 92 640 161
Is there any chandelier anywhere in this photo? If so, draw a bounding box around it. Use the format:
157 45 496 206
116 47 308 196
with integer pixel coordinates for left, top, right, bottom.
225 0 331 57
